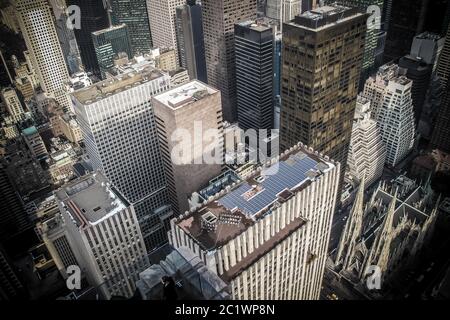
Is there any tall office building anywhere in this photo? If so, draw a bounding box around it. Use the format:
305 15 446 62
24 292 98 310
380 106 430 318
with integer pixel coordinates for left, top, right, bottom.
266 0 302 23
109 0 153 55
22 126 48 159
362 62 396 118
0 50 14 88
280 5 367 189
273 32 282 129
15 0 70 108
55 172 148 299
383 0 449 63
363 64 415 167
1 88 25 123
0 246 26 300
147 0 185 66
436 24 450 87
235 20 274 131
49 0 81 75
411 32 445 72
430 23 450 152
169 143 340 299
92 24 133 79
202 0 257 122
430 77 450 153
330 0 384 87
152 81 223 214
72 67 174 251
348 96 386 188
399 55 433 123
0 164 29 243
175 0 207 82
67 0 109 77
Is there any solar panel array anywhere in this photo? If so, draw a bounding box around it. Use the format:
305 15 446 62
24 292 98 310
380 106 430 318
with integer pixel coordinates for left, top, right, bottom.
218 153 319 216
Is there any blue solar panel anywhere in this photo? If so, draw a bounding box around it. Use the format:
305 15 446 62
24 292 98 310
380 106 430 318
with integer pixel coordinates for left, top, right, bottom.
218 153 318 216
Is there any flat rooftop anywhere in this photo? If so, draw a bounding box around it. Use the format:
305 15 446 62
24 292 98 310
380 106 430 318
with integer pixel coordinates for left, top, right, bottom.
289 4 364 31
238 20 273 32
55 172 129 228
92 23 127 36
152 80 217 109
71 66 165 105
175 145 335 251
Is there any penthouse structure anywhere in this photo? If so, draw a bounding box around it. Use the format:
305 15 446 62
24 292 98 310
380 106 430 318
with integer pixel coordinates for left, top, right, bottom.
53 172 148 299
170 143 340 299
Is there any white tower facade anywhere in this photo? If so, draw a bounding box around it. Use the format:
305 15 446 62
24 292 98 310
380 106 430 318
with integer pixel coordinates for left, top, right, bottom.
147 0 185 66
170 143 340 300
348 96 386 188
377 78 415 167
55 172 148 299
363 63 415 167
15 0 70 108
266 0 302 23
71 67 174 251
1 88 25 122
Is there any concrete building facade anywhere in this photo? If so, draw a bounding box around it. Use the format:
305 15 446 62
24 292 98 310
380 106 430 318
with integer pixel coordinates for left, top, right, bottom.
170 143 340 299
152 80 223 214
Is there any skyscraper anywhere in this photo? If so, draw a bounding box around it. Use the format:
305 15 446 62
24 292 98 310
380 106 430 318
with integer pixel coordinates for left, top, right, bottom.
0 246 26 300
202 0 257 121
363 63 415 167
348 96 386 188
266 0 302 23
436 23 450 87
72 67 174 251
109 0 153 55
430 78 450 153
49 0 81 75
147 0 185 66
399 55 433 123
0 164 29 244
383 0 449 63
67 0 109 77
235 20 274 131
330 0 384 88
169 142 340 299
152 80 223 214
175 0 207 82
15 0 70 108
280 5 367 188
92 24 133 79
55 172 148 299
1 87 25 123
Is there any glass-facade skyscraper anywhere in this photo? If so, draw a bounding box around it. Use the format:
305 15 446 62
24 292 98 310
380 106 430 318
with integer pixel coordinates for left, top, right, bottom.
280 5 367 189
110 0 153 55
67 0 109 77
92 24 133 79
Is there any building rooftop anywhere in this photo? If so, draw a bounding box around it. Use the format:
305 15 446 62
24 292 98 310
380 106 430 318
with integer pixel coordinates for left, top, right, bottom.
22 126 38 136
237 20 273 32
152 80 217 110
71 66 166 105
92 23 127 36
55 172 130 228
290 4 364 31
175 144 335 251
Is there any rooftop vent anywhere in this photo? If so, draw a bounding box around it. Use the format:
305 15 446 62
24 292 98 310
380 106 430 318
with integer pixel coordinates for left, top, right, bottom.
201 211 217 232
